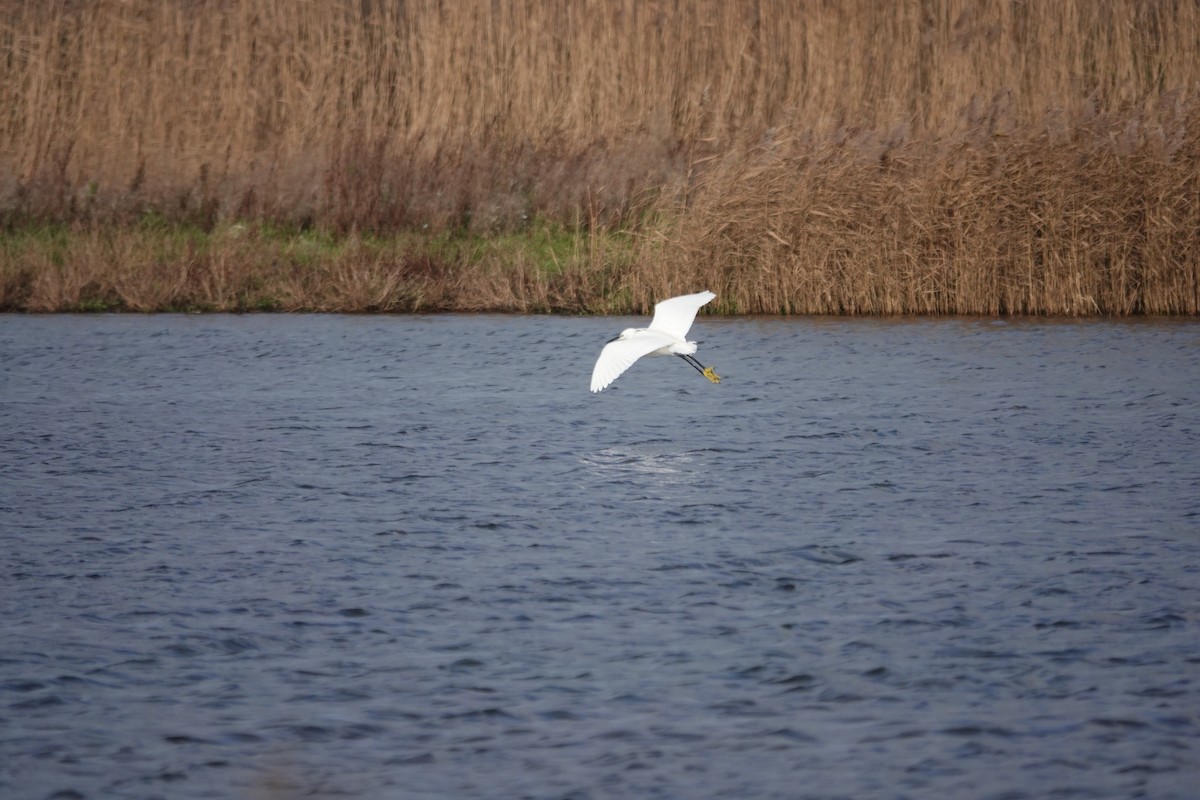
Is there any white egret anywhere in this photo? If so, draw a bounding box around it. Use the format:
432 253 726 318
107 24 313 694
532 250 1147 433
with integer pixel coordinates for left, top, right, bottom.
590 291 721 393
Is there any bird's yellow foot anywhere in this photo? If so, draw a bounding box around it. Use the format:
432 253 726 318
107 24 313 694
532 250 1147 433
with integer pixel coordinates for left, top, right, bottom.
702 366 721 384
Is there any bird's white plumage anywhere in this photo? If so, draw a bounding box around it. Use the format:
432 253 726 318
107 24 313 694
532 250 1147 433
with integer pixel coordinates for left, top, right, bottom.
647 291 715 339
590 291 717 393
590 331 676 393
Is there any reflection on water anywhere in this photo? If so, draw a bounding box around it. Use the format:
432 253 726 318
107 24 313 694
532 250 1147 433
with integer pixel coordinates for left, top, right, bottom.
1 314 1198 799
582 447 695 477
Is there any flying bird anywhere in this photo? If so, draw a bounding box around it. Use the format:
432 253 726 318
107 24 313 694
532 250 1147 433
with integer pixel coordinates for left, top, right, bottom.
590 291 721 393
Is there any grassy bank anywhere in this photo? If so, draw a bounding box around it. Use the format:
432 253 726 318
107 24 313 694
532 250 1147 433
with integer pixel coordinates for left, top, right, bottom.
0 219 639 313
2 0 1198 314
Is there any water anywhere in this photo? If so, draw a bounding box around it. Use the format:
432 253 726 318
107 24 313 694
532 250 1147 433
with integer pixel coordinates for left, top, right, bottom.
2 313 1198 800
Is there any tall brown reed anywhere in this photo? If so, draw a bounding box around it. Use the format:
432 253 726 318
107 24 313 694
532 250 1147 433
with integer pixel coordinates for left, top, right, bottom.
642 94 1200 315
1 0 1197 313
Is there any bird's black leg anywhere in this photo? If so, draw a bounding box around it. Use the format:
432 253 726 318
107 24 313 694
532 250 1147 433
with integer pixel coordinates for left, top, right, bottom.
680 353 721 384
676 353 708 375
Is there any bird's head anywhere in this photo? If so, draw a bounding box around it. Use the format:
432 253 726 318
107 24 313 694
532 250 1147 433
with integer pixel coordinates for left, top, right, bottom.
607 328 639 344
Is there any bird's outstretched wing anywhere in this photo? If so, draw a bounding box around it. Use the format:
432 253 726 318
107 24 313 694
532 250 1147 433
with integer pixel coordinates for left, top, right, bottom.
590 331 676 392
647 291 716 339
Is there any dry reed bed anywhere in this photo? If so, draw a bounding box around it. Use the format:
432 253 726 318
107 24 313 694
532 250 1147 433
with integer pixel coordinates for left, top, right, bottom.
1 0 1198 314
652 97 1200 315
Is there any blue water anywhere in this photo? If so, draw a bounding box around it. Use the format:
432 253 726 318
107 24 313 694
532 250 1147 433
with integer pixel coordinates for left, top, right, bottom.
2 314 1198 799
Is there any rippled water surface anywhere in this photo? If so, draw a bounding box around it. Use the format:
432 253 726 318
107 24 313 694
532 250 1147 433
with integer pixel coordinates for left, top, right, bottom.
2 313 1199 800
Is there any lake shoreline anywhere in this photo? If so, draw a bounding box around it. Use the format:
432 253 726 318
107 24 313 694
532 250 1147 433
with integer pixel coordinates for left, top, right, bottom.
2 220 1197 317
